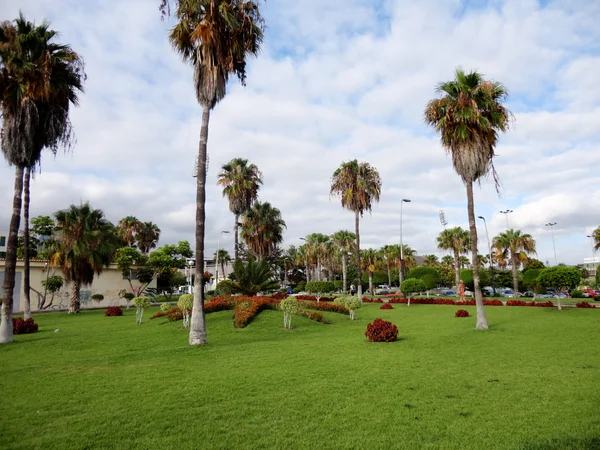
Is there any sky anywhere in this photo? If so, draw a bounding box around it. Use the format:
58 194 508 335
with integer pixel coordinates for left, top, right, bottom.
1 0 599 265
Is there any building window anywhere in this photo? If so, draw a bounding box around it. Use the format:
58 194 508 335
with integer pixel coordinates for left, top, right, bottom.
0 236 5 247
123 270 138 280
0 251 6 258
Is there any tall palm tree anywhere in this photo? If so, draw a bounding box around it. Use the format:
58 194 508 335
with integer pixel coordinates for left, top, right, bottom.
592 226 600 251
361 248 380 295
297 244 309 282
305 233 330 281
492 229 536 294
399 244 417 273
164 0 265 345
331 230 356 292
330 160 381 302
217 158 263 259
117 216 142 247
51 203 118 313
459 255 471 269
425 69 511 330
214 249 231 281
136 221 161 254
423 254 439 267
0 15 85 342
437 227 471 290
379 245 395 288
241 201 286 260
441 255 454 266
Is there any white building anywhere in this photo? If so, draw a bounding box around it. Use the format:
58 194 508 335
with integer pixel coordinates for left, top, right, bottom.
582 256 599 277
0 231 7 259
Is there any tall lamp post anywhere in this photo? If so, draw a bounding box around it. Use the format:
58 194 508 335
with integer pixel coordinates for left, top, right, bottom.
214 230 230 287
500 209 513 229
586 234 596 277
478 215 495 295
545 222 557 266
399 198 411 288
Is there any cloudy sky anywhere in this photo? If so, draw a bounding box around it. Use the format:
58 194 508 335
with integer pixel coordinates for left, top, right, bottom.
1 0 599 265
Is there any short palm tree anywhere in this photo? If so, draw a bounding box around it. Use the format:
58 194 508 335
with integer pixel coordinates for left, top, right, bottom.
330 160 381 302
0 15 85 342
136 221 161 254
117 216 142 247
217 158 263 260
592 226 600 251
227 257 279 296
423 254 439 267
441 255 454 266
437 227 470 289
214 249 231 281
331 230 355 292
164 0 265 345
51 203 118 313
361 248 380 295
425 69 511 330
492 229 536 294
241 201 286 260
379 245 396 288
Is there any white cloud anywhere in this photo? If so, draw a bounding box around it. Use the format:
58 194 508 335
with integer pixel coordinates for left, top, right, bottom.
1 0 599 266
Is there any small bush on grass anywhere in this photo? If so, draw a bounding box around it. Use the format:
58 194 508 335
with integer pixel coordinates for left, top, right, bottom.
166 307 184 322
576 301 595 308
570 290 584 298
280 297 300 329
300 310 330 324
132 297 152 324
105 306 123 317
365 318 398 343
455 309 469 317
12 317 38 334
335 296 361 320
178 294 194 328
380 303 393 310
123 292 135 310
160 302 172 312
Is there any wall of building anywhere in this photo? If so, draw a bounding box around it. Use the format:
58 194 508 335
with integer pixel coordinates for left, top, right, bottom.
0 259 157 313
0 231 8 258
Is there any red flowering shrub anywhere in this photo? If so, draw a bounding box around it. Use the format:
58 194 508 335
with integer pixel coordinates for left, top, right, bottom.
233 297 279 328
150 311 167 320
576 301 595 308
303 301 349 315
455 309 469 317
380 303 393 310
166 307 187 322
300 310 331 324
365 318 398 342
12 317 38 334
455 300 477 306
485 299 504 306
388 297 407 304
105 306 124 317
204 297 234 313
436 298 456 305
531 301 554 307
363 298 384 303
271 293 289 300
295 295 335 302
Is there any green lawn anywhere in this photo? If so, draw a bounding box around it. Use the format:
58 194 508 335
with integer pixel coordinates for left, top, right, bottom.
1 304 599 449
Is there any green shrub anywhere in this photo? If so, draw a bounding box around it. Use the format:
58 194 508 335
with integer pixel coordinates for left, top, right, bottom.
570 290 584 298
217 280 235 295
401 279 427 306
406 267 441 290
177 294 194 328
335 295 361 320
160 302 172 312
91 294 104 303
293 281 306 293
123 292 135 301
333 280 343 291
132 297 152 324
305 281 335 294
279 297 300 329
459 269 491 292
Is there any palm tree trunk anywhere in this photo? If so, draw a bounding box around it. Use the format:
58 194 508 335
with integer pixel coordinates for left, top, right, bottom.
454 250 461 288
466 182 488 330
190 106 210 345
342 254 347 293
387 263 391 288
0 166 25 344
70 281 81 314
23 167 32 320
368 273 374 295
234 213 239 260
511 254 519 295
355 210 362 302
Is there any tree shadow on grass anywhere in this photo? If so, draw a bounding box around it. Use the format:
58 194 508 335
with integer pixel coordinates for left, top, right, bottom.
519 436 600 450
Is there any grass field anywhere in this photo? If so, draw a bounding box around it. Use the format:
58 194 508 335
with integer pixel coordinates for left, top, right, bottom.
1 304 599 449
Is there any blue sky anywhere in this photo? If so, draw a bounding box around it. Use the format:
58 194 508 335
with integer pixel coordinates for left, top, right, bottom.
1 0 599 265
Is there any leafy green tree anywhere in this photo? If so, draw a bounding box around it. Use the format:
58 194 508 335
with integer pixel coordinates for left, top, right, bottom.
538 266 581 310
51 203 118 313
305 281 335 298
522 268 543 295
425 69 512 330
401 279 427 306
492 229 536 295
0 15 85 341
460 269 490 292
227 258 279 296
330 160 381 302
406 266 441 290
437 227 470 289
523 258 545 271
39 274 63 310
217 158 262 260
163 0 265 345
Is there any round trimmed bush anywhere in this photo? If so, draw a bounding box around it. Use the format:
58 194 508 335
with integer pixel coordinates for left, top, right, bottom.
380 303 393 310
455 309 469 317
105 306 123 317
365 318 398 342
160 302 172 312
177 294 194 311
133 297 152 309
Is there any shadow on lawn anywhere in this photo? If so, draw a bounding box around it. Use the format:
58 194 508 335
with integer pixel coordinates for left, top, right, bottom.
519 436 600 450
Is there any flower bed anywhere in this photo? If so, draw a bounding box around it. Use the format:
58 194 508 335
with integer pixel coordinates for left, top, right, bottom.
380 303 393 310
302 301 349 315
150 311 167 320
299 310 330 324
576 301 595 308
365 318 398 342
295 295 335 302
455 309 469 317
362 298 383 303
204 297 235 313
12 317 39 334
234 297 279 328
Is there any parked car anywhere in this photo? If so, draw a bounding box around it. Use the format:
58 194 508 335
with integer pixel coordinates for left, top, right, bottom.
520 291 535 298
439 289 456 297
499 289 515 298
583 288 598 297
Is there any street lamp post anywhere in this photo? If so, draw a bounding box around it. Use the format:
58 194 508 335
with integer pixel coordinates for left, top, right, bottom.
215 230 230 287
478 216 495 295
545 222 557 266
500 209 513 229
399 199 411 289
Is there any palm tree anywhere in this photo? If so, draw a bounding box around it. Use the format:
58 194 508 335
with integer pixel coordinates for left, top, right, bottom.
227 257 279 296
379 245 396 288
423 254 439 267
592 226 600 251
136 221 161 254
425 69 511 330
400 244 417 272
441 255 454 266
305 233 330 281
214 249 231 281
117 216 142 247
297 244 309 282
437 227 471 289
217 158 263 260
492 229 536 294
164 0 265 345
330 160 381 302
241 201 286 260
361 248 380 295
459 255 471 269
0 15 85 342
51 203 118 313
331 230 355 292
